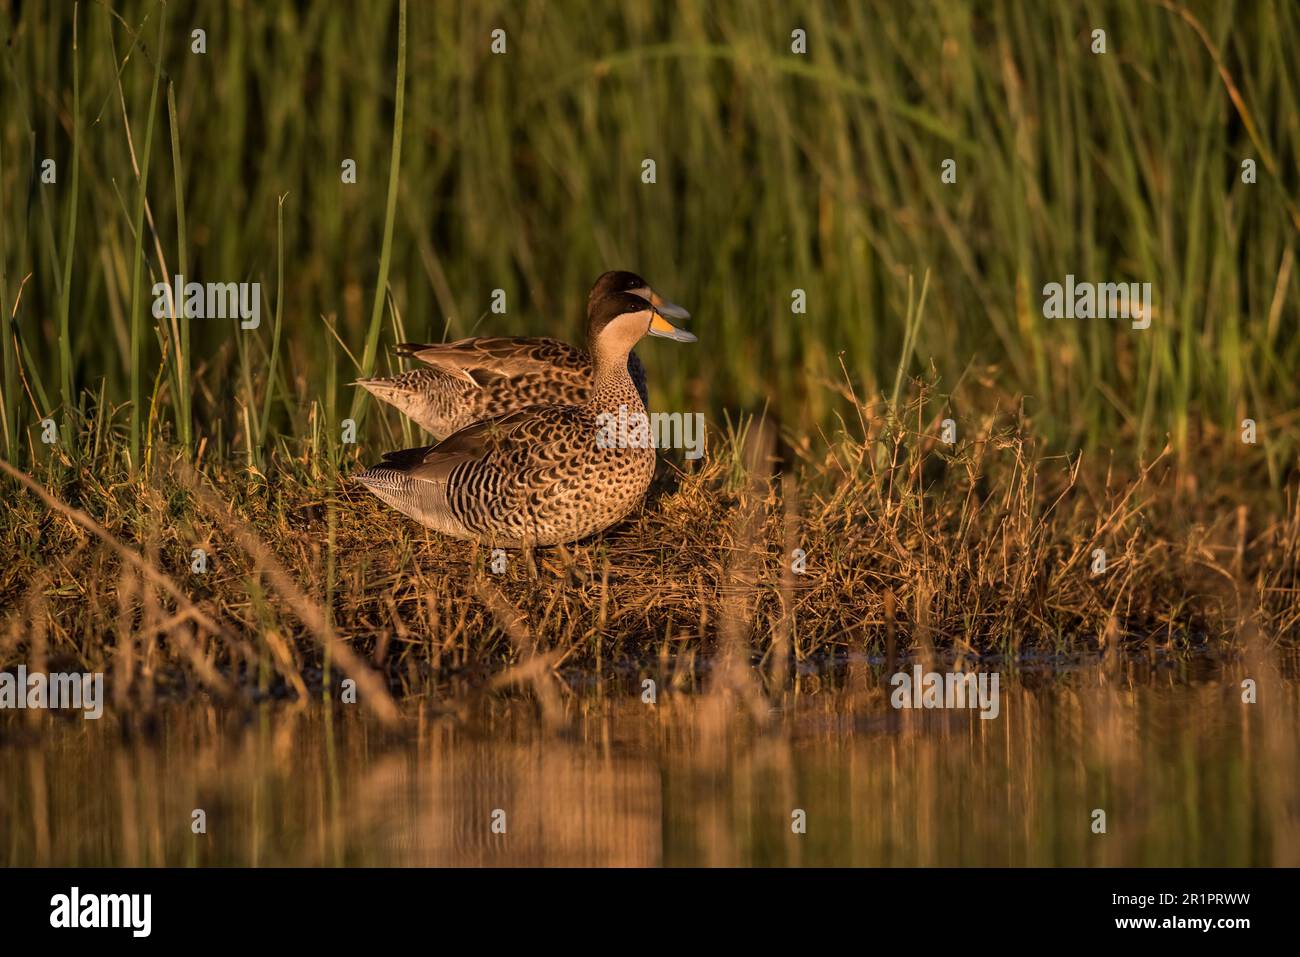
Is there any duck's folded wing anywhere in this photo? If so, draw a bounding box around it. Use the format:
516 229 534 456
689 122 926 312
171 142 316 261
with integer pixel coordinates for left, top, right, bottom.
372 409 541 486
395 337 585 384
373 444 440 470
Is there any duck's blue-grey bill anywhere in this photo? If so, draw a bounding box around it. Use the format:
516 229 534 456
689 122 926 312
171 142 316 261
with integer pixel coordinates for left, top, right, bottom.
648 313 698 342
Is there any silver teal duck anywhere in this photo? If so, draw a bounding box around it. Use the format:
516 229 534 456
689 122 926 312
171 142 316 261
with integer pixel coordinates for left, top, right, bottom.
354 270 689 439
355 291 696 547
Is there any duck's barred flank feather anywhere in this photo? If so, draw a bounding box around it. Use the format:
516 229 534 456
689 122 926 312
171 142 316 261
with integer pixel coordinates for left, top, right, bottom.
356 336 648 439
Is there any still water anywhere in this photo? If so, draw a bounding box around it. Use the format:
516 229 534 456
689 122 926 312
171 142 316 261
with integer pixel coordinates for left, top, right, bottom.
3 661 1297 866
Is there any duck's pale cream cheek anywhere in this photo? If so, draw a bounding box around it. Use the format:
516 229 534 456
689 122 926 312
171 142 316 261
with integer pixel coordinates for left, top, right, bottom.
592 313 653 366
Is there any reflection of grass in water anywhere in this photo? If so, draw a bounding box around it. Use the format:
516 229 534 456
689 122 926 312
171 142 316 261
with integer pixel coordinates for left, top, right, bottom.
2 671 1296 866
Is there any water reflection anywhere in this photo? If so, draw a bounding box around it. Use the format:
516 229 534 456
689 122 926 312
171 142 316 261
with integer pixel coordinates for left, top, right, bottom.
2 664 1296 866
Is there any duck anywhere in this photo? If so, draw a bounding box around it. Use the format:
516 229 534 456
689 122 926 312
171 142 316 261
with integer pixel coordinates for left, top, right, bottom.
355 290 696 547
354 271 689 439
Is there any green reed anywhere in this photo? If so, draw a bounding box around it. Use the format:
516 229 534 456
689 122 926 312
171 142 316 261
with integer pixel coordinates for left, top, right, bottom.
0 0 1295 478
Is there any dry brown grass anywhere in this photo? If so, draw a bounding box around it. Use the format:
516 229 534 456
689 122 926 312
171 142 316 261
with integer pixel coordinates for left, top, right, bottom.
2 384 1298 712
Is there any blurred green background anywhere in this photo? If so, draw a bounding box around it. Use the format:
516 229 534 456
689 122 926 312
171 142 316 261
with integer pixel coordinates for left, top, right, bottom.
3 0 1298 476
